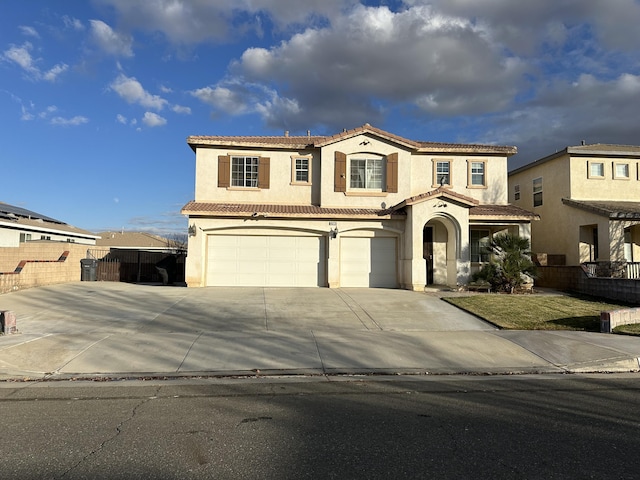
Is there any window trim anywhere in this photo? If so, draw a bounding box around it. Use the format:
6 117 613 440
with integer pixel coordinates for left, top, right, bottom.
432 159 452 188
467 159 487 188
291 155 312 185
613 162 630 180
587 161 605 179
533 176 543 207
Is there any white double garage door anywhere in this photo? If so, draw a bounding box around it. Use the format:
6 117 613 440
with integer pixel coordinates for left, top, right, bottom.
206 234 397 288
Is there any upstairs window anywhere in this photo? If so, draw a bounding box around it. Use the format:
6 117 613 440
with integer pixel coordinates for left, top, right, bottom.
467 160 486 187
350 158 383 189
435 161 451 186
533 177 543 207
514 184 520 201
589 161 604 178
614 162 630 179
232 156 259 187
291 156 311 184
219 155 270 189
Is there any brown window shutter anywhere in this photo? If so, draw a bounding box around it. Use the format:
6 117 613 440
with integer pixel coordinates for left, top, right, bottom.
218 155 230 188
258 157 270 189
334 151 346 192
386 152 398 193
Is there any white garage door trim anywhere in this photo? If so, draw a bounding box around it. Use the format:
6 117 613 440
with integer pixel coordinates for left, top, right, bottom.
206 235 326 287
340 236 398 288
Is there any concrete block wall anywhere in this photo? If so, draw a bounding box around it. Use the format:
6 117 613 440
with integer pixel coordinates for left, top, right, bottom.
600 308 640 333
536 266 640 304
0 242 88 294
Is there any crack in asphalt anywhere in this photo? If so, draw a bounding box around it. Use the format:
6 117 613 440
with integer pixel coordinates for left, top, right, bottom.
57 385 161 479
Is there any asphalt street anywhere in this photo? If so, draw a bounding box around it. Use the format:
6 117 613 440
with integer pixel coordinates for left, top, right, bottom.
0 375 638 479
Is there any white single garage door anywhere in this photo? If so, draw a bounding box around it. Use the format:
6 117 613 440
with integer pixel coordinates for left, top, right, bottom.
206 235 326 287
340 237 398 288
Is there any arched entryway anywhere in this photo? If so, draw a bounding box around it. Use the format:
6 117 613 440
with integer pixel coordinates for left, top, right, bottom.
423 216 459 286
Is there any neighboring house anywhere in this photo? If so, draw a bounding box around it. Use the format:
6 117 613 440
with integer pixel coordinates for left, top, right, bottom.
508 144 640 267
0 202 98 246
182 124 537 289
95 231 178 251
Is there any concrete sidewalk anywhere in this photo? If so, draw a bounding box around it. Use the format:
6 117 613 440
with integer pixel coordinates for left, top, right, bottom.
0 283 639 380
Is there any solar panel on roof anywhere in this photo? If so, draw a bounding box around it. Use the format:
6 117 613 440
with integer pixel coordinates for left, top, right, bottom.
0 203 64 224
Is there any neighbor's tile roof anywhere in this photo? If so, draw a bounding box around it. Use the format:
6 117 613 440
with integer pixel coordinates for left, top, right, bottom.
95 231 170 248
188 124 517 155
510 143 640 175
469 204 540 219
181 201 403 218
562 199 640 219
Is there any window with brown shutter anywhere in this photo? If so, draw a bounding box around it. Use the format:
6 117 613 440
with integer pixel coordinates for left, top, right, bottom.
258 157 270 189
218 155 230 188
334 151 346 192
386 152 398 193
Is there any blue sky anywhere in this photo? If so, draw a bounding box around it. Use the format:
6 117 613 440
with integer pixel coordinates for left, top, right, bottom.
2 0 640 235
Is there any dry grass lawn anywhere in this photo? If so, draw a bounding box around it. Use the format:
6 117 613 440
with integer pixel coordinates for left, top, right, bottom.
443 294 632 332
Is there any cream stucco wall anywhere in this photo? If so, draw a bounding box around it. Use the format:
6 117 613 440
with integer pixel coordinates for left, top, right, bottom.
570 157 640 200
194 146 320 205
509 155 572 260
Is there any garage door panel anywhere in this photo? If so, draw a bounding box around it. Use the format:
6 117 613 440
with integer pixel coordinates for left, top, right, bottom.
340 237 397 288
207 235 325 287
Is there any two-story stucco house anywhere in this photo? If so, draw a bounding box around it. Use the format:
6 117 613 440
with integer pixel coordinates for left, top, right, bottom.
508 144 640 267
182 124 537 290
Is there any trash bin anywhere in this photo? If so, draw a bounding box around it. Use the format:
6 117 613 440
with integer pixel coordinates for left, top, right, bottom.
80 258 97 281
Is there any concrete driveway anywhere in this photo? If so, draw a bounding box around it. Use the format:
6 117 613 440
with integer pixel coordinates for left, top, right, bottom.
1 282 639 379
0 282 494 335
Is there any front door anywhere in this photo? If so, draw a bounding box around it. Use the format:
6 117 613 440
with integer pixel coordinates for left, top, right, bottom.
423 226 434 284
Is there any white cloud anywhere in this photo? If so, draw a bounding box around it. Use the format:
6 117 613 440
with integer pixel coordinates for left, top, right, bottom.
63 16 85 31
95 0 355 44
50 116 90 126
89 19 134 57
2 42 38 74
42 63 69 82
172 104 191 114
19 26 39 38
190 85 250 114
142 111 167 127
110 74 168 110
2 42 68 82
116 114 128 124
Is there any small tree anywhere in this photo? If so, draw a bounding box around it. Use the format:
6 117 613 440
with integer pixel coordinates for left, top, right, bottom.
472 233 537 293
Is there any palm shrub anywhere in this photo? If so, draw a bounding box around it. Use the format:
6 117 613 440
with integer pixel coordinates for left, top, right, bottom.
472 233 537 293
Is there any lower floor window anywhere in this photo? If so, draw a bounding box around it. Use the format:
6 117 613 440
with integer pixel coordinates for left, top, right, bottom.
471 230 490 262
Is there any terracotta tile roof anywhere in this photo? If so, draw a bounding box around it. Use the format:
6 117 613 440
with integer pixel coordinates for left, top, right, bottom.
568 143 640 155
403 187 480 205
181 201 403 218
95 231 170 248
188 124 517 155
469 204 540 220
562 199 640 219
510 143 640 175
